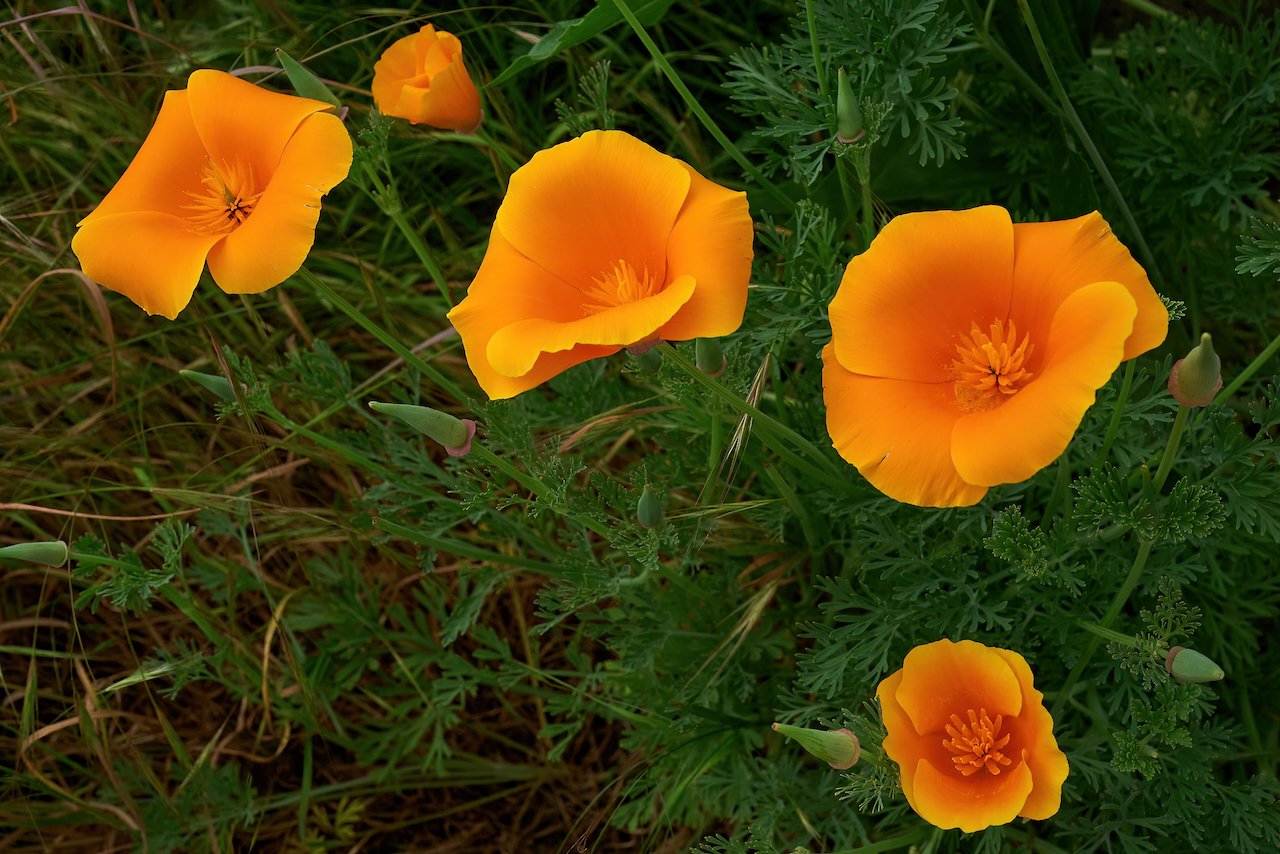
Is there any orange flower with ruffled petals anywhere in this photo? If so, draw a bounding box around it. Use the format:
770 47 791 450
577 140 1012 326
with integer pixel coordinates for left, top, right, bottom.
448 130 754 399
878 639 1069 833
72 70 352 320
372 24 482 133
823 206 1168 507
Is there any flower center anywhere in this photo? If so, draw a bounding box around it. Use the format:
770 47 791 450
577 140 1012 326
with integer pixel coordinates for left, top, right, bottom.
950 318 1034 412
942 708 1013 777
183 159 263 234
580 260 660 313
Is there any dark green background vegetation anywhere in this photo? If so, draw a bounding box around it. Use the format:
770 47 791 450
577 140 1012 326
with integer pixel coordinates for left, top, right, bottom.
3 1 1279 851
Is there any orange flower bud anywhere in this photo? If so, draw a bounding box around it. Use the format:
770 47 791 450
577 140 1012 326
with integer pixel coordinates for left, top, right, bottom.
878 639 1069 833
372 24 482 133
1167 333 1222 407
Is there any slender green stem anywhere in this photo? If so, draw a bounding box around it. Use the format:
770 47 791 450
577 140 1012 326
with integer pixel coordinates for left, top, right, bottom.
835 155 861 239
360 163 453 307
1053 536 1155 719
850 147 874 247
659 343 848 492
804 0 828 97
468 443 612 539
612 0 791 209
300 270 468 403
1120 0 1177 19
827 828 933 854
1212 327 1280 407
1017 0 1164 288
1054 402 1191 717
438 128 522 172
1151 405 1190 493
1077 619 1146 649
1093 360 1136 468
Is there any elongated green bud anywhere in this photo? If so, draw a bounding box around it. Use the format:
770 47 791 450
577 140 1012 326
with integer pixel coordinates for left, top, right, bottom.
0 541 69 567
637 484 664 528
1168 333 1222 407
276 48 342 107
630 348 663 373
369 401 476 457
695 338 726 378
771 722 860 770
1165 646 1225 684
836 67 864 143
180 369 236 403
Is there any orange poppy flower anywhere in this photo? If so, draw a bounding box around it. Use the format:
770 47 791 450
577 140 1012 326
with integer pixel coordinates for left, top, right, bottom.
878 639 1069 833
447 130 754 399
372 24 482 133
823 206 1168 507
72 70 352 320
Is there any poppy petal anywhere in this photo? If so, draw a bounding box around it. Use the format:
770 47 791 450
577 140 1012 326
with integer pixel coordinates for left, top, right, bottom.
487 275 696 378
656 166 753 341
895 639 1024 736
495 130 691 292
392 59 482 132
204 112 352 295
992 649 1069 820
448 230 610 399
951 281 1136 487
71 211 223 320
829 206 1015 383
78 90 209 223
909 754 1034 833
822 347 986 508
1011 212 1167 362
186 69 333 185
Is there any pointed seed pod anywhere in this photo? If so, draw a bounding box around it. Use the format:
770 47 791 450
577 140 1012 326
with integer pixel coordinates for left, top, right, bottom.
0 541 69 567
1165 646 1225 684
836 67 864 144
637 484 664 528
368 401 476 457
276 48 342 107
1168 333 1222 407
771 722 860 770
180 369 236 403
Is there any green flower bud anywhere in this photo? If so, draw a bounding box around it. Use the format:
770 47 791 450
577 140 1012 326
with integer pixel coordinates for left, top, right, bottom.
180 369 236 403
1168 333 1222 407
771 722 860 770
1164 646 1225 684
695 338 726 378
0 541 69 567
630 348 663 373
369 401 476 457
836 67 864 144
637 484 664 528
276 48 342 107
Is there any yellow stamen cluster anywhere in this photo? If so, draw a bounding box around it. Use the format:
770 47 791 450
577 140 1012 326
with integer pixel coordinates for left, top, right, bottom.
951 318 1034 411
580 259 660 312
942 708 1013 777
183 159 263 234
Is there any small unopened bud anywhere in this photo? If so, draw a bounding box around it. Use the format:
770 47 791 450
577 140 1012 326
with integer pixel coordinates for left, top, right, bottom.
276 48 341 107
0 541 69 567
180 369 236 403
695 338 726 378
836 67 864 144
771 722 860 770
1165 646 1225 684
369 401 476 457
637 484 664 528
630 348 663 373
1168 333 1222 407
